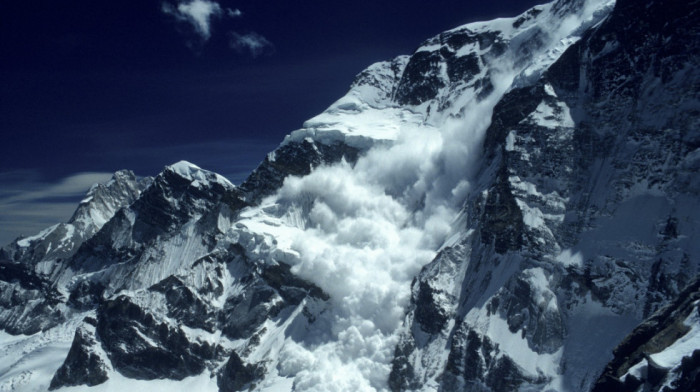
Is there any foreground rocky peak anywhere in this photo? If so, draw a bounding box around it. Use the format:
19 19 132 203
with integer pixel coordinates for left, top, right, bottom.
390 0 699 390
1 0 698 391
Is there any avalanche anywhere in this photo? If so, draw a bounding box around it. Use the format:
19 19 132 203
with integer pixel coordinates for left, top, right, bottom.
2 0 698 391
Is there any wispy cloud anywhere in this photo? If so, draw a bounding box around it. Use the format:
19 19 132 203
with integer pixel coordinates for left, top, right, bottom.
227 8 242 18
162 0 241 41
0 171 113 245
229 32 274 57
162 1 273 57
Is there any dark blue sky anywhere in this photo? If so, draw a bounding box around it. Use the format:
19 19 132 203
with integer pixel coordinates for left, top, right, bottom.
0 0 544 243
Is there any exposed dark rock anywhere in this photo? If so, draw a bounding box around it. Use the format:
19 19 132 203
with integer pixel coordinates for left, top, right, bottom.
0 261 65 335
96 295 217 380
49 325 109 390
482 85 547 158
499 274 564 353
442 30 478 50
512 8 543 29
665 349 700 392
444 51 480 83
1 0 699 391
414 280 449 334
65 163 245 280
260 262 330 303
442 323 541 391
394 50 446 105
217 352 263 392
480 165 524 254
128 165 244 244
68 279 105 310
592 277 700 392
388 338 420 392
662 217 679 240
150 275 216 332
444 328 489 384
219 279 284 340
241 140 360 203
646 354 670 386
0 260 55 296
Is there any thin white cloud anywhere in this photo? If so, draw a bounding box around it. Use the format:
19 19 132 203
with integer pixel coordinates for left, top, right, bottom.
0 172 112 204
162 0 239 40
162 1 272 56
0 171 113 245
229 32 274 57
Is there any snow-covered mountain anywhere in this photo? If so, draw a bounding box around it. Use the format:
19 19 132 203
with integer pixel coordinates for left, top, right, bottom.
1 0 698 391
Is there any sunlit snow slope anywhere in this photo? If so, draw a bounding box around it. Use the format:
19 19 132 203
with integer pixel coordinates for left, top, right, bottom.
1 0 698 391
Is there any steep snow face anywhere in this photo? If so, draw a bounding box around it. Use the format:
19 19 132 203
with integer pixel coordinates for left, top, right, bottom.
283 0 612 152
391 0 700 391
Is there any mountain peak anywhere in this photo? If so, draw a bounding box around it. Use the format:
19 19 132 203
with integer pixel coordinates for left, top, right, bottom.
164 160 234 189
69 169 150 229
110 169 137 182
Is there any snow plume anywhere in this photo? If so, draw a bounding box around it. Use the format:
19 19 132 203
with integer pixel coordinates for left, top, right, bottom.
162 0 237 40
235 83 506 390
229 32 274 57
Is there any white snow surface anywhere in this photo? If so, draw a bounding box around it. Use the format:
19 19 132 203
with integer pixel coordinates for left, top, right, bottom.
167 160 235 189
16 225 59 248
0 318 81 392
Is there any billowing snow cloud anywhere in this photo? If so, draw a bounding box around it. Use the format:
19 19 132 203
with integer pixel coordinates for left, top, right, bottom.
229 32 274 57
231 114 489 389
162 0 240 40
226 7 580 383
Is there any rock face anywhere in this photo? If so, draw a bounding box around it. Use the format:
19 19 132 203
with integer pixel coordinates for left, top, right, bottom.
49 320 109 390
591 278 700 392
0 0 698 391
240 140 360 203
390 0 700 390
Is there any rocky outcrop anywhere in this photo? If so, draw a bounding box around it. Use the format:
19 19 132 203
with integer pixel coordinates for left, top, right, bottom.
591 277 700 392
49 320 109 390
96 293 218 380
240 139 360 203
390 0 700 390
217 352 264 392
